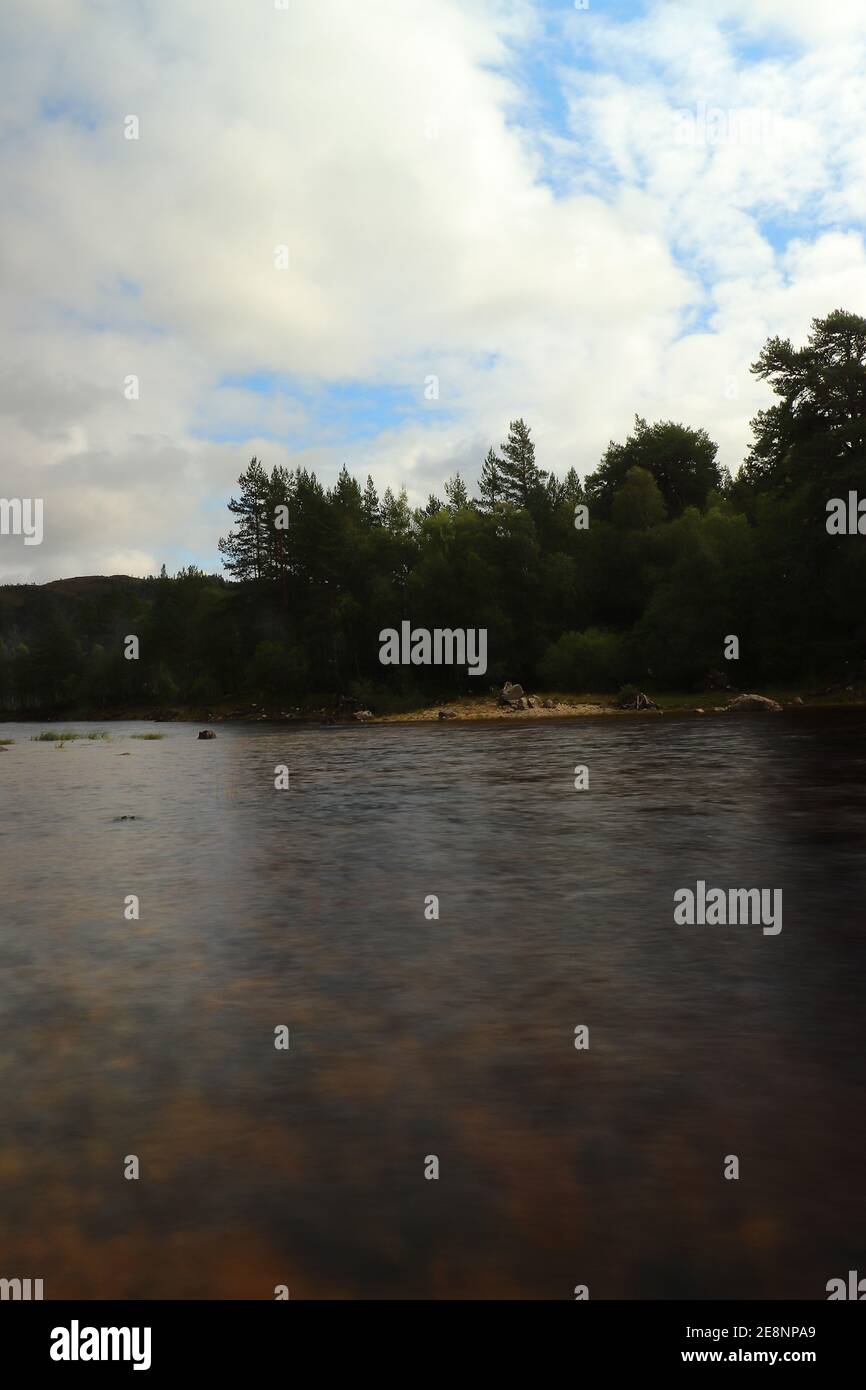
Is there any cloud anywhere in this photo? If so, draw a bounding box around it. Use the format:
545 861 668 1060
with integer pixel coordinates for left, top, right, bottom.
0 0 864 580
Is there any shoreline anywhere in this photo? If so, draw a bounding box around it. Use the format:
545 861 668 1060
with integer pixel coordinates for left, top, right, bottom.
2 690 865 727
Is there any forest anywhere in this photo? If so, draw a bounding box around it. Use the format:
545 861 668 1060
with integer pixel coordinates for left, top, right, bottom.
1 310 864 715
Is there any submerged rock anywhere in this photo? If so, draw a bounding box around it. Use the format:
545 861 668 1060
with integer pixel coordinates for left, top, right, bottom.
198 729 217 739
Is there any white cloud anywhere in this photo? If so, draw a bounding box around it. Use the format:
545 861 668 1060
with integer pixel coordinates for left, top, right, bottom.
0 0 864 580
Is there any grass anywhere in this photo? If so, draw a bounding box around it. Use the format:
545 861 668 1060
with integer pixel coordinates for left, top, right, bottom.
129 732 166 740
0 738 14 745
31 729 110 742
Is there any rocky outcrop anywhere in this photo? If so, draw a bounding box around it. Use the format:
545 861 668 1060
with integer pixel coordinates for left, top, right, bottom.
724 694 782 712
498 682 525 706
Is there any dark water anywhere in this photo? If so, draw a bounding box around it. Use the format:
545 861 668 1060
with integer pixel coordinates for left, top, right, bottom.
1 713 865 1299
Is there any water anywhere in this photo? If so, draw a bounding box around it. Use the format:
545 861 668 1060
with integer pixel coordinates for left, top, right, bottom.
1 713 864 1299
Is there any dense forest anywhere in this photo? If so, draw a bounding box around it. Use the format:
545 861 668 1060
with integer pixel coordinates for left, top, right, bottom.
1 310 864 715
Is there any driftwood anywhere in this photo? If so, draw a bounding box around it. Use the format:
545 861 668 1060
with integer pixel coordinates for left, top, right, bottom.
618 691 659 710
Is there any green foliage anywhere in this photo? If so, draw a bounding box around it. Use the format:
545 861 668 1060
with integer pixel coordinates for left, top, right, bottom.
611 466 667 530
586 415 721 519
538 629 630 689
2 314 864 714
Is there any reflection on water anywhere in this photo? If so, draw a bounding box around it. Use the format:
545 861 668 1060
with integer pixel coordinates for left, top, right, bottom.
1 713 865 1299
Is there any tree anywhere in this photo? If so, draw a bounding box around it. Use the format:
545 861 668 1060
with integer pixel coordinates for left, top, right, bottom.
444 472 469 510
737 309 866 505
476 446 504 512
498 418 548 507
585 416 721 518
361 475 381 527
332 464 363 513
381 485 412 534
218 457 271 580
611 466 667 530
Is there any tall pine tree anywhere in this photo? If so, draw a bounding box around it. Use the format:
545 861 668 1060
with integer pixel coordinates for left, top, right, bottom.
218 457 271 580
476 446 503 512
497 419 547 507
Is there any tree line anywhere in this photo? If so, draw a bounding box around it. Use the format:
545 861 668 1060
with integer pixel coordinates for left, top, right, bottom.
1 310 864 713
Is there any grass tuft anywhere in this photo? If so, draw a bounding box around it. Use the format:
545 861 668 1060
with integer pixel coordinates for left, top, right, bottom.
31 730 110 742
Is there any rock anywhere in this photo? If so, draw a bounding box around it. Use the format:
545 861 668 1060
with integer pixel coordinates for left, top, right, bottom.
437 709 456 720
498 682 525 706
724 694 782 713
542 698 557 710
694 707 705 715
525 695 538 709
791 696 803 705
353 709 374 721
619 691 659 711
514 697 527 710
198 729 217 739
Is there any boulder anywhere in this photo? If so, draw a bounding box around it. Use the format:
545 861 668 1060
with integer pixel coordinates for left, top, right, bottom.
198 729 217 739
498 682 525 706
542 698 557 710
437 709 456 720
353 709 374 721
525 695 538 709
724 694 782 713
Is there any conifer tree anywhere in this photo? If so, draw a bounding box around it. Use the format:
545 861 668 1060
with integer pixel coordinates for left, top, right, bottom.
476 446 503 512
218 457 271 580
498 419 547 507
361 475 380 527
444 472 469 510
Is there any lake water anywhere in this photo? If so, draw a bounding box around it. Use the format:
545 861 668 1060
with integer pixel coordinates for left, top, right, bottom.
1 713 864 1299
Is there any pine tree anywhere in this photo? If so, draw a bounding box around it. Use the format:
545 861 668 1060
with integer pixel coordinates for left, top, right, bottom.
361 475 380 527
333 464 363 512
218 457 271 580
562 467 585 507
497 419 547 507
476 446 503 512
444 472 469 510
381 485 412 534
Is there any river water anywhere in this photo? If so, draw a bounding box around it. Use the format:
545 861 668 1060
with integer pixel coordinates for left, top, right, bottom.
1 712 864 1299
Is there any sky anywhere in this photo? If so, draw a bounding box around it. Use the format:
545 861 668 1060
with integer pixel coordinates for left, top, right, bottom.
1 0 865 581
